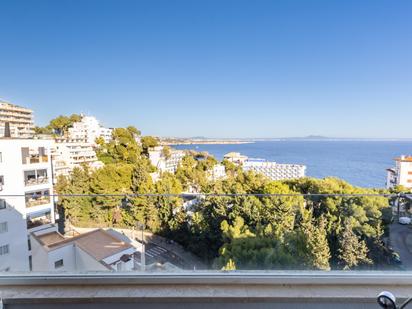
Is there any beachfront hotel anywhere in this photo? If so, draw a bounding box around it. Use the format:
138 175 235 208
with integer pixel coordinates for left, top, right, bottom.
386 155 412 189
224 152 306 181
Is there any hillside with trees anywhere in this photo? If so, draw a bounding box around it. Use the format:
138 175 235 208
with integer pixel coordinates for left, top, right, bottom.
56 126 394 271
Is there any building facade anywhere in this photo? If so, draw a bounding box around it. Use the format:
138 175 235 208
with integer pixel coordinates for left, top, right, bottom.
223 152 248 164
149 146 185 174
243 160 306 180
386 155 412 189
68 115 112 144
0 138 55 271
0 100 34 138
52 138 103 178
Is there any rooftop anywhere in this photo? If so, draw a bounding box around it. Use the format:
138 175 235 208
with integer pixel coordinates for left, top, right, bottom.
395 156 412 162
35 229 133 261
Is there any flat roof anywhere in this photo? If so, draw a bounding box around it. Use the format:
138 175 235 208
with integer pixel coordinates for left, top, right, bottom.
36 232 65 246
34 229 133 261
395 156 412 162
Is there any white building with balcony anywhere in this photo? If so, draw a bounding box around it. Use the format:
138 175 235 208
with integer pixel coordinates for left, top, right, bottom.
0 100 34 138
243 159 306 180
0 138 55 271
68 115 113 144
386 155 412 190
52 138 104 178
148 146 185 174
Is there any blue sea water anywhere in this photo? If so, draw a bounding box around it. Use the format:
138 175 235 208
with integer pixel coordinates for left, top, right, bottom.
174 141 412 188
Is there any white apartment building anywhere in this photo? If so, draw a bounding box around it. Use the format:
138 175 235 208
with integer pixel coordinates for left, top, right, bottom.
149 146 185 174
0 100 34 138
208 164 226 181
386 155 412 190
243 159 306 180
0 138 55 271
31 229 137 272
52 138 103 178
68 115 113 144
223 152 248 164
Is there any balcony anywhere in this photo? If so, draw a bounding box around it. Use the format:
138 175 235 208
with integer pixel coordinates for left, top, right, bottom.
24 169 49 186
0 272 412 308
25 190 51 208
21 147 49 165
26 210 52 230
0 193 411 308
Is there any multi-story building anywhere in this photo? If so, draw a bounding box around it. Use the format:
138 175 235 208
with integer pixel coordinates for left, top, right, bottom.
52 138 103 178
0 100 34 138
0 138 55 271
68 115 112 144
149 146 185 174
223 152 306 181
386 155 412 190
208 164 226 181
243 159 306 180
223 152 248 164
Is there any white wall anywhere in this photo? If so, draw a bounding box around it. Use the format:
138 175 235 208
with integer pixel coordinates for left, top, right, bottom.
0 139 54 272
75 247 108 271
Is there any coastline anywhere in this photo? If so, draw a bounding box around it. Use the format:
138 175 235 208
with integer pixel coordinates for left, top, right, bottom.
162 141 255 145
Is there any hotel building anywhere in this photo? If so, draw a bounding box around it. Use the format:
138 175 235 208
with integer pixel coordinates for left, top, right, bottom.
0 100 34 138
224 152 306 181
52 138 103 178
68 115 112 144
149 146 185 174
386 155 412 190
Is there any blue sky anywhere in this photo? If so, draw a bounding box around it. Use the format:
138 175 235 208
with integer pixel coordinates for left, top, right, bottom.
0 0 411 138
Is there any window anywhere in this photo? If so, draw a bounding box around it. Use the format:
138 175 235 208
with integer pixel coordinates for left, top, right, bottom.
0 176 3 189
0 152 2 163
0 222 7 234
54 259 64 269
0 199 6 210
0 244 9 256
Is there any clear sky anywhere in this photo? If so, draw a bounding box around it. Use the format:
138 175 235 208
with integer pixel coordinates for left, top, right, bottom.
0 0 411 138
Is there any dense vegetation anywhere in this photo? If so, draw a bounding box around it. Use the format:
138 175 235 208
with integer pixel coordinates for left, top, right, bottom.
56 126 395 271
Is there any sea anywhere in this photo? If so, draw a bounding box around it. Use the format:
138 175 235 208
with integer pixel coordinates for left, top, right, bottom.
174 141 412 188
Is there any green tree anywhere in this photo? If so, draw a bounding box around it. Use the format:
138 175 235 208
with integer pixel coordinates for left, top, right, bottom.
141 136 159 154
338 220 371 269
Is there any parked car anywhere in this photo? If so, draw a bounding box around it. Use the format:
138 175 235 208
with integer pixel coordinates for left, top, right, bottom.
399 217 411 225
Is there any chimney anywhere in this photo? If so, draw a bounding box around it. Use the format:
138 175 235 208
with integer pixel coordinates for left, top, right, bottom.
4 122 11 138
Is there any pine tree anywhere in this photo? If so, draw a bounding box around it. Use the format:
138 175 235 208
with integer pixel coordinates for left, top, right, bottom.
338 220 371 269
300 210 331 270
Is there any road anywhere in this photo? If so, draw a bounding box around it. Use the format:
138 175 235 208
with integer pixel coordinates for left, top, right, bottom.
389 223 412 269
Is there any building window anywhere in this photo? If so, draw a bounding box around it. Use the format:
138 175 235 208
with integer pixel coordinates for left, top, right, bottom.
0 244 9 256
0 176 3 189
0 199 6 210
0 222 7 234
0 152 2 162
54 259 64 269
